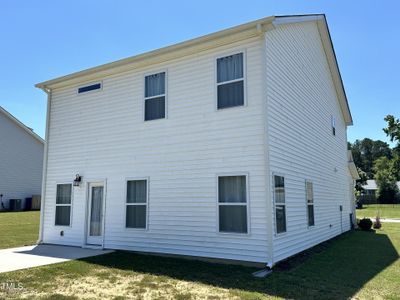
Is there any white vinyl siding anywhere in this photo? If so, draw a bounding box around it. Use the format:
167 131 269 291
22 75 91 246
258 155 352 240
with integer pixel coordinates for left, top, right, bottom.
42 36 269 263
40 18 351 265
265 21 352 263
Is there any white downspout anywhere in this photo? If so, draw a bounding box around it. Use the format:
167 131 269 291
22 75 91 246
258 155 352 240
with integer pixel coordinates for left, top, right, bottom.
37 87 51 244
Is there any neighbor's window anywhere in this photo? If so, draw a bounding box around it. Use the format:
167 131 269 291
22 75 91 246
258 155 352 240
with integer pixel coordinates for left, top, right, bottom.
144 72 166 121
306 181 315 227
331 115 336 136
78 83 101 94
216 53 245 109
55 184 72 226
126 180 148 229
218 175 248 233
273 175 286 234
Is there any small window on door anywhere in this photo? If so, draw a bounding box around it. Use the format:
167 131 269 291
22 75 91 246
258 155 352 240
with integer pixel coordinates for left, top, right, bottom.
216 53 245 109
55 184 72 226
144 72 166 121
126 180 148 229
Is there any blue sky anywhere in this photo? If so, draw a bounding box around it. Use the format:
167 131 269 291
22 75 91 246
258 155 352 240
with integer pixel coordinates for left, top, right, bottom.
1 0 399 144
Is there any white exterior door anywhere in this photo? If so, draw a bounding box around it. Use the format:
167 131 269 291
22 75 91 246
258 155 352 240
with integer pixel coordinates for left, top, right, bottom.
86 182 104 246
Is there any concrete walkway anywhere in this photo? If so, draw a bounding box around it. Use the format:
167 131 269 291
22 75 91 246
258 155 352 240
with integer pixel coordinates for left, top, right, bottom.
0 244 112 273
361 217 400 223
380 218 400 223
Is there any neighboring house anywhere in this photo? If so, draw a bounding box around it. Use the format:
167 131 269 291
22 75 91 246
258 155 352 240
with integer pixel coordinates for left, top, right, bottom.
361 179 400 204
362 179 378 203
35 14 358 266
0 106 44 210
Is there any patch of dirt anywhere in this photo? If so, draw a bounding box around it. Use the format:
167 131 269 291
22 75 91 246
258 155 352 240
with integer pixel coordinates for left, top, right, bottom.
9 272 241 300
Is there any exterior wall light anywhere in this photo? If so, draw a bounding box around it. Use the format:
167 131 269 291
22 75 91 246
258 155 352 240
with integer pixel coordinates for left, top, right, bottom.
73 174 82 187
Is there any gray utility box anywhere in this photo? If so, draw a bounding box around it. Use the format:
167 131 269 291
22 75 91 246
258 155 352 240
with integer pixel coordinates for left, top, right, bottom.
9 199 22 211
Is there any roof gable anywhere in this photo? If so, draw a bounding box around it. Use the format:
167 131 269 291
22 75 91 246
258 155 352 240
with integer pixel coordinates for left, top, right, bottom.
35 14 352 126
0 106 44 144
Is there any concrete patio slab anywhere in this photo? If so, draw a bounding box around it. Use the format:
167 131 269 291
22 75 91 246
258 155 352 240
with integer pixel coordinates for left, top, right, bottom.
0 244 113 273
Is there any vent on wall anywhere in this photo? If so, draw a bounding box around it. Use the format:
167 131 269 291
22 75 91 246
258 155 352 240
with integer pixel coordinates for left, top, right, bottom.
78 83 101 94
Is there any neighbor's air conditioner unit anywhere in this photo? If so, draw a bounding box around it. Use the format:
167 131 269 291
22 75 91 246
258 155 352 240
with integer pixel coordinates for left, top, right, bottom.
9 199 22 211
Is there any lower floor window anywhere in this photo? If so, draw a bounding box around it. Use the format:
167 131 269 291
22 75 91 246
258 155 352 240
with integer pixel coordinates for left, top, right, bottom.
55 184 72 226
126 179 148 229
274 175 286 234
306 181 315 227
218 175 248 233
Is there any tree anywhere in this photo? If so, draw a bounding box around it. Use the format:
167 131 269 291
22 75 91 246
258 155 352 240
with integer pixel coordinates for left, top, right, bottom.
349 138 392 178
383 115 400 181
391 155 400 181
354 167 368 201
383 115 400 146
373 157 399 204
355 167 368 193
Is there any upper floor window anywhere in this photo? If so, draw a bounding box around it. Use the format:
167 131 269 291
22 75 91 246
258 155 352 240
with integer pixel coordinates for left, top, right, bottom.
331 115 336 136
216 53 245 109
218 175 248 234
145 72 166 121
55 184 72 226
78 83 101 94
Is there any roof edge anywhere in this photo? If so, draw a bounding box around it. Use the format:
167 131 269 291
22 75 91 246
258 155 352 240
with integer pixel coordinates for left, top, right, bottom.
274 14 352 126
0 106 45 144
36 15 276 90
35 14 352 127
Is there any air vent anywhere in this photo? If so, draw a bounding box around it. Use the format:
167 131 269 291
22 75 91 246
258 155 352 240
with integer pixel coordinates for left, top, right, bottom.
78 83 101 94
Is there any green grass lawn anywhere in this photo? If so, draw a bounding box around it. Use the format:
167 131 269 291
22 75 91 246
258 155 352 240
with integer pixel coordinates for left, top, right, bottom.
356 204 400 219
0 211 40 249
0 219 399 299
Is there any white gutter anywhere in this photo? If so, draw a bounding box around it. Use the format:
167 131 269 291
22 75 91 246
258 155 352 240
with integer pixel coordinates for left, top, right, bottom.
37 88 51 244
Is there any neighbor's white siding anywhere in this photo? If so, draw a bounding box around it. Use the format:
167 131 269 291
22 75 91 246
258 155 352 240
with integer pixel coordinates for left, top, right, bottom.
0 112 43 210
265 21 352 263
42 36 270 263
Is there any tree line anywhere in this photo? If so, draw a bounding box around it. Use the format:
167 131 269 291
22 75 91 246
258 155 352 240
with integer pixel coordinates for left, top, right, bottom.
348 115 400 203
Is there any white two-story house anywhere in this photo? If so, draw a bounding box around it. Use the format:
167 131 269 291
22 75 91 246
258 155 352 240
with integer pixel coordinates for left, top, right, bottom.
36 14 357 267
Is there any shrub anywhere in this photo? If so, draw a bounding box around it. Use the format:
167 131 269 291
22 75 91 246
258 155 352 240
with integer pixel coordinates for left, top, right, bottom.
373 216 382 229
358 218 373 231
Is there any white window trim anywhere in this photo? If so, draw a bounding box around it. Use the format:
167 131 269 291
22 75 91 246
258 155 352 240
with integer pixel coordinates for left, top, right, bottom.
306 180 315 228
216 172 250 236
272 173 287 236
214 50 247 111
76 81 103 95
124 177 149 231
54 182 73 227
143 70 168 122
